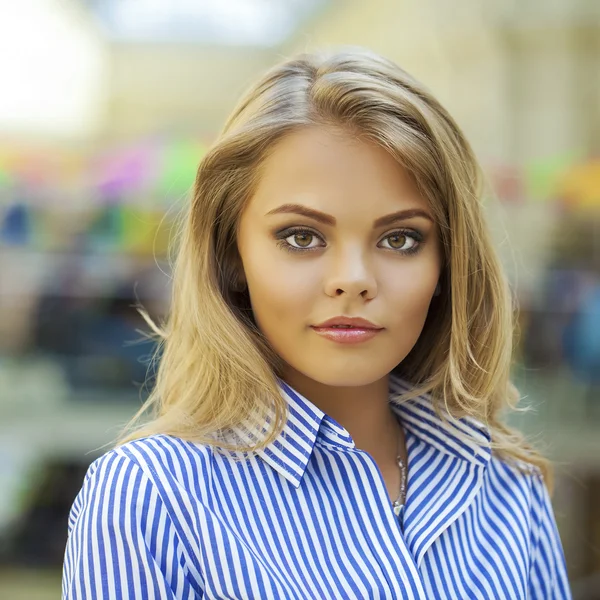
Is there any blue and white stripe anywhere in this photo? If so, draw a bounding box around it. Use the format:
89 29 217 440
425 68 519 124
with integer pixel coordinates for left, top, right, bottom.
63 374 571 599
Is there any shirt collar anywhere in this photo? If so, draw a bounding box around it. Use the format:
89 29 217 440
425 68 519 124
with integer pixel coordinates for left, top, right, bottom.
255 374 492 488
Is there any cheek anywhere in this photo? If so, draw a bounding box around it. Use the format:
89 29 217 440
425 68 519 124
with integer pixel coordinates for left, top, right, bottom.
384 261 438 322
243 248 318 328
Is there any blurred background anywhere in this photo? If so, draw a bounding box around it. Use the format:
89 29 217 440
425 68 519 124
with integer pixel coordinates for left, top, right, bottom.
0 0 599 597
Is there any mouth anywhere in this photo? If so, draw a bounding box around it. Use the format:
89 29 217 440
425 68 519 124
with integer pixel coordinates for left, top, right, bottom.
312 316 383 329
310 326 383 344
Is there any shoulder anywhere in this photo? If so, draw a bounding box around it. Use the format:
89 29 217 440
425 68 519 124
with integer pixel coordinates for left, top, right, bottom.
64 435 211 595
487 452 544 488
112 434 214 500
480 456 556 562
487 451 545 484
70 434 215 529
111 433 215 491
479 458 570 596
485 453 550 517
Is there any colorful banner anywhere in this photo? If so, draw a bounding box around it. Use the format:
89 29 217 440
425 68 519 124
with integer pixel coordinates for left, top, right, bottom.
558 160 600 212
0 137 596 254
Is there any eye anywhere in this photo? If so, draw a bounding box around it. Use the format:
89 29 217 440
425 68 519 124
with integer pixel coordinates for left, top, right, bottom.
378 230 422 255
287 231 320 249
276 227 325 253
275 227 423 255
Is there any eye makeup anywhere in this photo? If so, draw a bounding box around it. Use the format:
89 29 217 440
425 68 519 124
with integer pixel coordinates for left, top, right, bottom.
273 226 425 256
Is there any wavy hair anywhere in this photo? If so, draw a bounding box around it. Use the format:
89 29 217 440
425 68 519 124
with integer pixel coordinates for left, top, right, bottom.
115 48 551 488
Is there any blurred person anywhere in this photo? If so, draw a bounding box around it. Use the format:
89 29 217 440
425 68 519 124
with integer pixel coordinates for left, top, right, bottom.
562 272 600 413
30 252 157 390
61 48 570 599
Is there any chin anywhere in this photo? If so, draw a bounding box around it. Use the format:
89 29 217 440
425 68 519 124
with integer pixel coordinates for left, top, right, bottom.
300 364 394 388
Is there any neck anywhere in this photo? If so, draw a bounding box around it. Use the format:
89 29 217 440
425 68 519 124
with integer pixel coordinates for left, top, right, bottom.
281 368 402 466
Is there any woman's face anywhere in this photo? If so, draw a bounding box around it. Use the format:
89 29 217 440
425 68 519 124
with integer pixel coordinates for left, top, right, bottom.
236 126 442 387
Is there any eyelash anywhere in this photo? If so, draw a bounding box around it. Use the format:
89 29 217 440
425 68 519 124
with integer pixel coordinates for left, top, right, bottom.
274 227 424 256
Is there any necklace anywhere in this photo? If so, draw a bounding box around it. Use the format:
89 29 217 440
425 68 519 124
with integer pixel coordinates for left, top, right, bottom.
392 430 407 516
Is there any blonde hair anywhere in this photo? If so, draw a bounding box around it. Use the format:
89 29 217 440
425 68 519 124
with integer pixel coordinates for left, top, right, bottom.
116 48 551 488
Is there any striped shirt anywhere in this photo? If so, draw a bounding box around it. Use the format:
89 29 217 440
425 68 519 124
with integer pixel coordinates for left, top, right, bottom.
62 374 571 599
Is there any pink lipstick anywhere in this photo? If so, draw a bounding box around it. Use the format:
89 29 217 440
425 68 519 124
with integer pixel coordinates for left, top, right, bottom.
310 316 383 345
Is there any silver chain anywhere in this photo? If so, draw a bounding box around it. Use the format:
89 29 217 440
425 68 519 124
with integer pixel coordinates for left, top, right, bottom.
392 428 407 516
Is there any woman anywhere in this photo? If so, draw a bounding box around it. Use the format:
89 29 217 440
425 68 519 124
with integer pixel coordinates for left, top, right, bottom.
62 48 571 599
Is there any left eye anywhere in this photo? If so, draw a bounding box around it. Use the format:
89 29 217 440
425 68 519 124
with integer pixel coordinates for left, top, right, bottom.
284 232 322 249
379 233 417 251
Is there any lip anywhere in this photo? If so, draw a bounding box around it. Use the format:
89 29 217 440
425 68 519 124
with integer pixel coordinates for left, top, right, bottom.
311 327 382 344
312 316 383 329
310 316 384 345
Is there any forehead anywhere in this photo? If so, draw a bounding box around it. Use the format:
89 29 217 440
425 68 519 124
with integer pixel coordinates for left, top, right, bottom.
247 126 430 219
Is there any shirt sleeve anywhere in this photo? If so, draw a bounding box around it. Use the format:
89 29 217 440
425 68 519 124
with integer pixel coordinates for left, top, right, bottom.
527 470 572 600
62 450 202 599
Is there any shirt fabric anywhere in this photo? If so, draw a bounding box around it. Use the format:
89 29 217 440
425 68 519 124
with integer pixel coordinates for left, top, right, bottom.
62 374 571 599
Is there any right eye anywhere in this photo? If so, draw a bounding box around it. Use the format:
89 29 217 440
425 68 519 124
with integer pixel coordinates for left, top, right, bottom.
276 228 326 253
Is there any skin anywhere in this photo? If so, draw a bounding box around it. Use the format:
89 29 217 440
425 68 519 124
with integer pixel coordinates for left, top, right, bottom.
236 126 442 502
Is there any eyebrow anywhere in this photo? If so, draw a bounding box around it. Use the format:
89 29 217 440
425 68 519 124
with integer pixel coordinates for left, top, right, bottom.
265 203 434 227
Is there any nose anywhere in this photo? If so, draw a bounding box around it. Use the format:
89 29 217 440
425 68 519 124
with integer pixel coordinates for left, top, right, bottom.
323 248 378 300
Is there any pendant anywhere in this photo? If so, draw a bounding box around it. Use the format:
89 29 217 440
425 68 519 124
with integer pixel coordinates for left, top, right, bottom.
393 502 403 516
